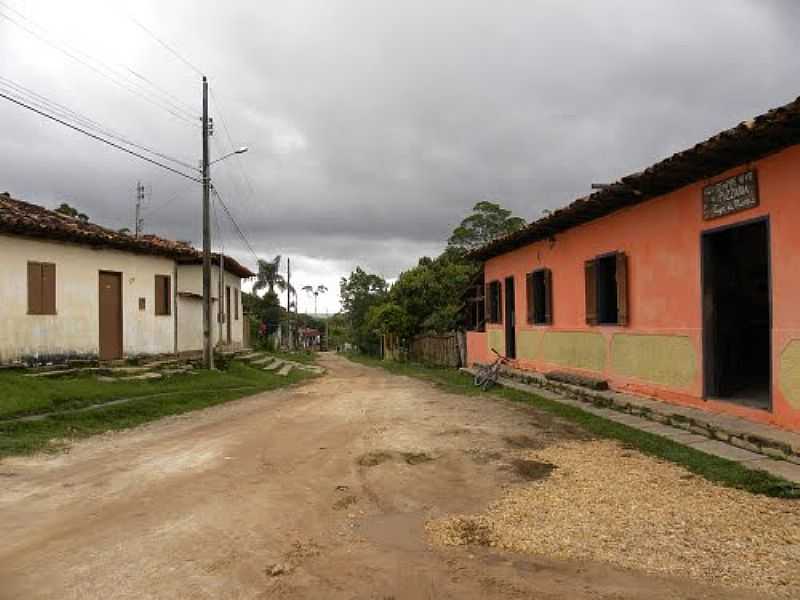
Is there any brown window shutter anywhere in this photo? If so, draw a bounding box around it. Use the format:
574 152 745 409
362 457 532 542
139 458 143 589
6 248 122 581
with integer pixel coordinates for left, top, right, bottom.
27 262 42 314
544 268 553 325
616 252 628 326
585 260 598 325
525 273 534 323
41 263 56 314
496 282 503 325
154 275 170 315
485 283 493 323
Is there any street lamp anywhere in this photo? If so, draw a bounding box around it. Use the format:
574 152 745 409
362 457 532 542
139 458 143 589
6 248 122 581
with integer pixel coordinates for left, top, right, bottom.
210 146 248 165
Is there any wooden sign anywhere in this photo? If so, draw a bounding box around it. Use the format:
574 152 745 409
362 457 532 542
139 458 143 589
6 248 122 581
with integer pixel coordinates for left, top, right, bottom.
702 170 758 220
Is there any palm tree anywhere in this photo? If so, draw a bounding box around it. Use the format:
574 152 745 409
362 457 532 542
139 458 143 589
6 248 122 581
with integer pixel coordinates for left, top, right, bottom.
253 255 288 296
302 284 328 314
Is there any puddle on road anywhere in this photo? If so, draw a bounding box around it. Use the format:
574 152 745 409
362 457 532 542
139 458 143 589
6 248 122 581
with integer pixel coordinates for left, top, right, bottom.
358 512 428 553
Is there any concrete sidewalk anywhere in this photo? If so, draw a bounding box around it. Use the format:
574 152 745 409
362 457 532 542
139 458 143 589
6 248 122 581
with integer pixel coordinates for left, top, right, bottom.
464 365 800 484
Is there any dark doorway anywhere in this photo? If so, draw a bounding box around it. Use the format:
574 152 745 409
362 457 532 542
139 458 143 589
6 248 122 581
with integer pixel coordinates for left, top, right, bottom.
504 276 516 359
702 219 771 410
98 271 123 361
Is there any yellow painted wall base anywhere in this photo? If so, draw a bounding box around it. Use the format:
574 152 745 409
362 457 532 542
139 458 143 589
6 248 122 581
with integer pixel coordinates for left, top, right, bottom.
611 334 697 389
780 340 800 410
540 331 606 371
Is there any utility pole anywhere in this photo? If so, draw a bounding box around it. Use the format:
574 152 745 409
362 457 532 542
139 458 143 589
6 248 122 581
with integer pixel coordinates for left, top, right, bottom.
135 181 144 238
286 257 292 350
201 76 214 369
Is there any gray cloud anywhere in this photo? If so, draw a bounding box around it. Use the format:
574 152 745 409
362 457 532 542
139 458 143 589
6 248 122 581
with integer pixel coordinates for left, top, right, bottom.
1 0 798 312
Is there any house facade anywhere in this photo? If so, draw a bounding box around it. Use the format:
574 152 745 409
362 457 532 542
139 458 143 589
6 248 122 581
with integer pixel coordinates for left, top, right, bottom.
467 95 800 431
0 194 254 364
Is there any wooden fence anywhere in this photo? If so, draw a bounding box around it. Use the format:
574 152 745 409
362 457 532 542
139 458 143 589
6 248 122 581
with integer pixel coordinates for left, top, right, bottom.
408 333 463 367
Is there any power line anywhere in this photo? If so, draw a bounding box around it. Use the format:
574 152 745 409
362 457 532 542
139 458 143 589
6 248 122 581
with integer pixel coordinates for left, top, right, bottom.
0 3 199 126
0 91 202 183
129 16 205 78
0 76 198 171
210 89 259 200
211 186 260 264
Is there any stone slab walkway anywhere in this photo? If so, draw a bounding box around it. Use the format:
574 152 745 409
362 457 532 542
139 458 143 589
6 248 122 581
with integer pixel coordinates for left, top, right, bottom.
464 367 800 484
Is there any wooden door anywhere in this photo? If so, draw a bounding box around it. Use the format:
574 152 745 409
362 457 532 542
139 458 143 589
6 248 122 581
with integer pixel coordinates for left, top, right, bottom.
504 276 516 359
226 285 232 344
98 271 123 360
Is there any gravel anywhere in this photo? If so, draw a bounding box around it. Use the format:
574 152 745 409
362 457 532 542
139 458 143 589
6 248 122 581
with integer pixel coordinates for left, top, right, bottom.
427 440 800 599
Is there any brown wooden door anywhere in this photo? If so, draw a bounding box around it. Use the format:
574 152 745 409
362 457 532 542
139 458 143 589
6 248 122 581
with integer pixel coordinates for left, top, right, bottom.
98 271 123 360
225 285 232 344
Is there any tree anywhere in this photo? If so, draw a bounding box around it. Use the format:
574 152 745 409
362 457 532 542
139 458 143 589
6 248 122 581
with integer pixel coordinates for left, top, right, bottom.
55 202 89 223
339 267 388 352
446 200 526 254
302 284 328 314
252 255 291 297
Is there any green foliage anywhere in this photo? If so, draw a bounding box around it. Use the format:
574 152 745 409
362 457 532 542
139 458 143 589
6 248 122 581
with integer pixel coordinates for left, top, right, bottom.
252 255 292 296
339 267 388 352
446 200 526 254
55 202 89 223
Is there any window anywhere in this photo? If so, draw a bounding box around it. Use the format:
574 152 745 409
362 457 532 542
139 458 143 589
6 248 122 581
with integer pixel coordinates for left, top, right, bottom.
27 262 56 314
235 288 239 320
526 268 552 324
154 275 171 316
485 280 502 324
585 252 628 325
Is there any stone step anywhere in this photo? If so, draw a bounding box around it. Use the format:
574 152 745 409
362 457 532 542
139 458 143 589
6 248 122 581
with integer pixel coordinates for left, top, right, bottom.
277 364 293 377
238 352 265 361
464 364 800 467
250 356 274 366
264 360 284 371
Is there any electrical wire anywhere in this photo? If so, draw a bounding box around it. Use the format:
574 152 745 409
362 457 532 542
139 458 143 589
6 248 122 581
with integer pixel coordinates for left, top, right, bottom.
211 186 260 264
0 76 198 171
0 2 199 126
129 16 205 78
0 91 202 183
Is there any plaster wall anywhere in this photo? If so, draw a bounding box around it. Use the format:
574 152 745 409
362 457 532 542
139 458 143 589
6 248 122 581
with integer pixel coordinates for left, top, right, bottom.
467 144 800 430
0 235 175 362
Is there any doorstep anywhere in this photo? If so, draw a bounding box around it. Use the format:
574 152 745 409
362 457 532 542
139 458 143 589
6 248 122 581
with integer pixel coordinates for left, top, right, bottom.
463 365 800 484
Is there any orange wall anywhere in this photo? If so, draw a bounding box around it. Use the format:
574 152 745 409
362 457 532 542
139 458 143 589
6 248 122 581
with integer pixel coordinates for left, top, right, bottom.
468 144 800 430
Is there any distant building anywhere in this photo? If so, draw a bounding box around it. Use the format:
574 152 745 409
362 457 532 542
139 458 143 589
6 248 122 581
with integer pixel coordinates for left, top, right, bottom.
0 194 254 363
467 95 800 431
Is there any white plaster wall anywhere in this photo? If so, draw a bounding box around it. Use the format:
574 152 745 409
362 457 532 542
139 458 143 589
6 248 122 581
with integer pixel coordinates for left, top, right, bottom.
176 264 245 351
0 234 175 363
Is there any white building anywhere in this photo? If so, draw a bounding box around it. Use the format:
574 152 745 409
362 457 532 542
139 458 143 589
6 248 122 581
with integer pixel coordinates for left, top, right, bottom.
0 193 254 364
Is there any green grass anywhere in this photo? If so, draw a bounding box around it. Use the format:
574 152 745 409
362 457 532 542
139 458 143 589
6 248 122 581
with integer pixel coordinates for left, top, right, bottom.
345 353 800 499
0 362 312 458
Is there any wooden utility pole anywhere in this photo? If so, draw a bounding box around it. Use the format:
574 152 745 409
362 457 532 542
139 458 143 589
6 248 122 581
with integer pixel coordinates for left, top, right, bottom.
286 257 292 350
202 75 213 369
135 181 144 238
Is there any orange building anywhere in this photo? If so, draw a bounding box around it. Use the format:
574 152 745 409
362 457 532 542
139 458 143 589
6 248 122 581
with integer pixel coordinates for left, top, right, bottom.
466 95 800 431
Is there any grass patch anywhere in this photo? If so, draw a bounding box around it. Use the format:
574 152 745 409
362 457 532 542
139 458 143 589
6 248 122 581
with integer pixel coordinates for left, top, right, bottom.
0 362 313 458
345 353 800 499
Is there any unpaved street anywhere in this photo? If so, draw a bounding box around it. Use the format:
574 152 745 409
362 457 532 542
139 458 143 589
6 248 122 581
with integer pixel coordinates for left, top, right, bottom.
0 354 773 599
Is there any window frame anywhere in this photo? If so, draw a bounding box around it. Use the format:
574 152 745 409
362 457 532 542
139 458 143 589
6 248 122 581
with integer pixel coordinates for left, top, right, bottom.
485 280 503 324
154 274 172 316
585 251 628 326
526 267 553 325
27 261 57 315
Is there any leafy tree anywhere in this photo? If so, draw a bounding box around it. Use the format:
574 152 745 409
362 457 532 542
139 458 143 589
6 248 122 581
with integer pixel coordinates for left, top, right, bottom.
55 202 89 223
446 200 526 254
252 255 293 297
339 267 388 352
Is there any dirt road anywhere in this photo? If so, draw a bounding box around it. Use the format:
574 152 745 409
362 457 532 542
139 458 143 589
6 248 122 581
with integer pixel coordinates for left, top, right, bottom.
0 354 762 599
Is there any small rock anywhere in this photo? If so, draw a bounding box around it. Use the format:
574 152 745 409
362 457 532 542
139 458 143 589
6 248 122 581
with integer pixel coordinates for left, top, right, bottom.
265 562 292 577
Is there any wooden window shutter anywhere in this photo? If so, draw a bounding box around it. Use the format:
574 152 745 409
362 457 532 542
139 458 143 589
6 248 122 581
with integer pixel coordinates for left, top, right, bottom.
616 252 629 326
485 283 493 323
525 273 534 323
584 260 598 325
41 263 56 314
154 275 170 315
543 268 553 325
27 262 42 314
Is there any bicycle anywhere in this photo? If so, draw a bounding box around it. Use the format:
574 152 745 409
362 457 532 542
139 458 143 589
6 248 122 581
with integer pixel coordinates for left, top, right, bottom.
473 348 509 391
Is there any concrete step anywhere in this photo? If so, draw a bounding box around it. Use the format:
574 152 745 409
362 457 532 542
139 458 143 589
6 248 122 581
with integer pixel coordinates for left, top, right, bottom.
277 364 293 377
249 355 274 366
264 360 284 371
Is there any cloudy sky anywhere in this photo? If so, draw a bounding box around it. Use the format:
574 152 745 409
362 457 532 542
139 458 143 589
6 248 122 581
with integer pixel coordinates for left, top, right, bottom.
1 0 797 313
